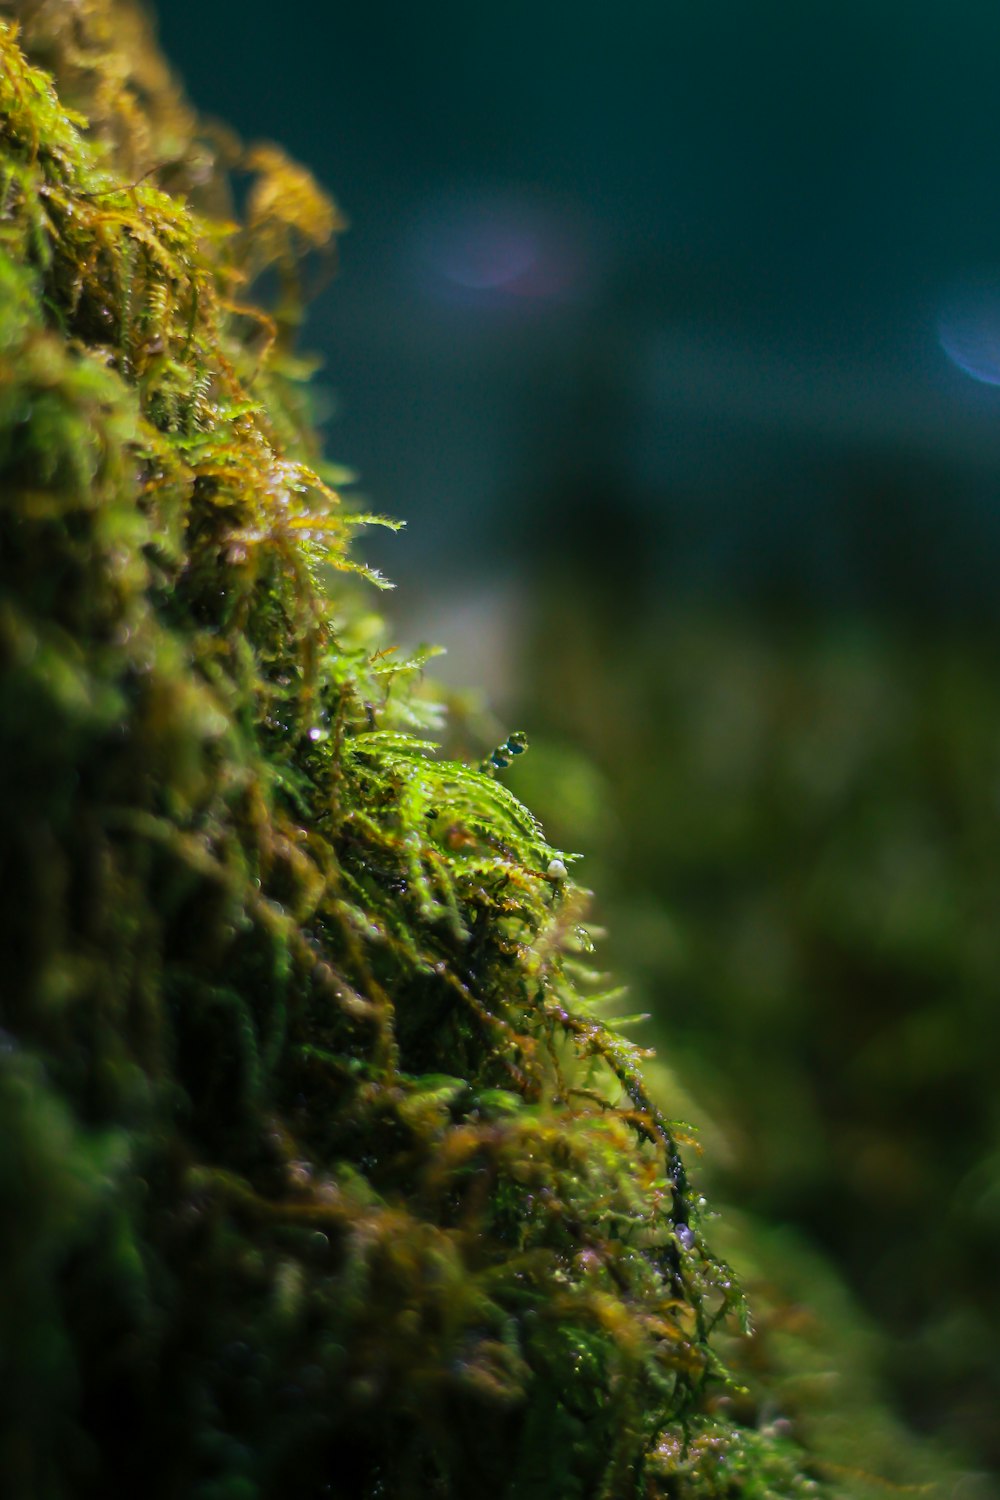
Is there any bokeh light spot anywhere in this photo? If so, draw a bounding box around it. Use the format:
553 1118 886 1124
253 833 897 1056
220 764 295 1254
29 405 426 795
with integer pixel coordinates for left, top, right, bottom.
938 278 1000 386
411 192 593 306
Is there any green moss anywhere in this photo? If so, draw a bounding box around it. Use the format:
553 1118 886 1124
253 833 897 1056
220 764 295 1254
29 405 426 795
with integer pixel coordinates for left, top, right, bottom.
0 5 916 1497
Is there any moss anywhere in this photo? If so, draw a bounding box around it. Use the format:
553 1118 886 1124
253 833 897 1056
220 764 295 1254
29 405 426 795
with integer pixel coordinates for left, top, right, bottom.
0 4 914 1497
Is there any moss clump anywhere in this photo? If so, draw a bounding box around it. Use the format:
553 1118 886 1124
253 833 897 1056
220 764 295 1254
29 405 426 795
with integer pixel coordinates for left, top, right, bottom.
0 4 886 1497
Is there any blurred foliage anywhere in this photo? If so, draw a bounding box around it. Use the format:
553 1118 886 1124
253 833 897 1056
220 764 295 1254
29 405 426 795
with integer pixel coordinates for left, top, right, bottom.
0 4 912 1497
513 591 1000 1486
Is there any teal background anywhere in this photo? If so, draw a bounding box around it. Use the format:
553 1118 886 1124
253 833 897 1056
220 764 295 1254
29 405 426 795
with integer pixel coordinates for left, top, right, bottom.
159 1 1000 613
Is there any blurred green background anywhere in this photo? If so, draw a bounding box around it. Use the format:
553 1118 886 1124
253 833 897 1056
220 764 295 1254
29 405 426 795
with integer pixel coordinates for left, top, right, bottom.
508 606 1000 1480
156 0 1000 1483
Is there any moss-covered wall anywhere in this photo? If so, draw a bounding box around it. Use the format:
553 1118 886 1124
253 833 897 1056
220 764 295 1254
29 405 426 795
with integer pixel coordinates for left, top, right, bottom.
0 4 928 1497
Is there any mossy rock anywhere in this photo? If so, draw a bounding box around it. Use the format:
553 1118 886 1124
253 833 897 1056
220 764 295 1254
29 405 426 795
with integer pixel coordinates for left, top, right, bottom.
0 4 915 1497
